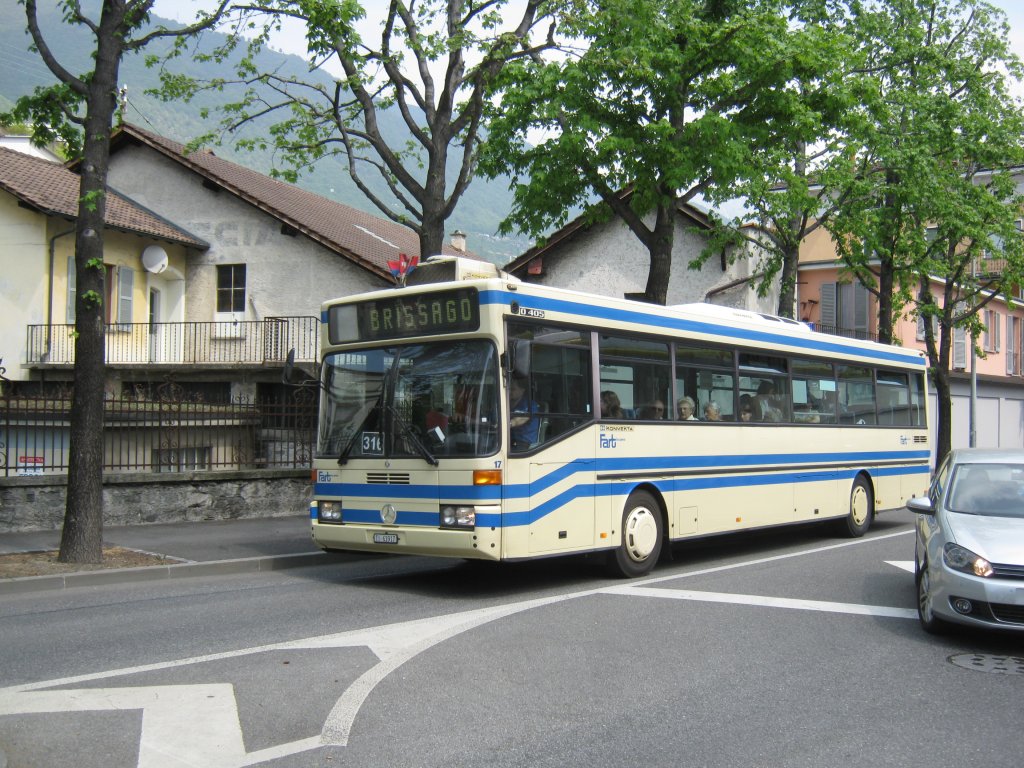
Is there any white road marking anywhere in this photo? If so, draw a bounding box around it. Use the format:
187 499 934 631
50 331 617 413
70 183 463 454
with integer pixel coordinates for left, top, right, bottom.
0 528 915 767
604 584 918 619
886 560 916 573
0 685 245 768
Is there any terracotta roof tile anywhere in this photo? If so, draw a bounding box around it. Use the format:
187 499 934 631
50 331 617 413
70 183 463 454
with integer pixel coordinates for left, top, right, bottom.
113 124 469 280
0 146 207 248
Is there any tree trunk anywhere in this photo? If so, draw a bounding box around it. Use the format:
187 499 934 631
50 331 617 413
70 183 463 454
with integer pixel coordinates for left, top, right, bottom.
931 365 952 468
419 209 446 260
643 202 675 305
776 239 799 319
58 11 123 564
419 150 448 259
776 142 806 319
876 254 896 345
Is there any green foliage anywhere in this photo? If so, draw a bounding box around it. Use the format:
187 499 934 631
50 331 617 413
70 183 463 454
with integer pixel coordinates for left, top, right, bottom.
0 81 85 157
481 0 807 272
79 188 105 212
80 289 102 308
824 0 1024 339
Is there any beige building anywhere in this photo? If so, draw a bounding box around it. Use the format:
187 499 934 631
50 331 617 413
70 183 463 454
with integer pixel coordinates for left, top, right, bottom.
0 146 204 387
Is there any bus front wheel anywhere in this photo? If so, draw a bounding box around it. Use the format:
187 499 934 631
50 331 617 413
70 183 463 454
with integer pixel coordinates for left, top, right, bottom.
607 491 663 578
838 475 873 538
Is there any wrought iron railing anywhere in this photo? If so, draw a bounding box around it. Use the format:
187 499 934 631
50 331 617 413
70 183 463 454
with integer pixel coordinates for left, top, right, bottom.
25 316 319 367
810 323 880 343
0 382 318 477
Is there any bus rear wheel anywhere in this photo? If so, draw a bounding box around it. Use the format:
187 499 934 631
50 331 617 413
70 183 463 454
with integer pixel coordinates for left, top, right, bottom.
837 475 873 538
607 491 663 578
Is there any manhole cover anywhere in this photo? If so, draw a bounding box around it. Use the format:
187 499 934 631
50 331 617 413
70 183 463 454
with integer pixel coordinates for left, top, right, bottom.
948 653 1024 675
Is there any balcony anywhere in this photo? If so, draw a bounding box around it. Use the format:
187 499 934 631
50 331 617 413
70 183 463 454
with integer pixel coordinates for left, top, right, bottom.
810 323 880 343
25 317 319 368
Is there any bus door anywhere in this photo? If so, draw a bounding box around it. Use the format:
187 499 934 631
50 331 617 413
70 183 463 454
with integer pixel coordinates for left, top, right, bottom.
505 322 596 556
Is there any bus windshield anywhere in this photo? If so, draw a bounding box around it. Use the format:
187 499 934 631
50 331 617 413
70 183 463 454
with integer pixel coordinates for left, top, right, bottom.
317 339 500 461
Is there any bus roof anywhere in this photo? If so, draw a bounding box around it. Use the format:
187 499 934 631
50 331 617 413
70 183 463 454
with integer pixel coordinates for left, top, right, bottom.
321 258 926 368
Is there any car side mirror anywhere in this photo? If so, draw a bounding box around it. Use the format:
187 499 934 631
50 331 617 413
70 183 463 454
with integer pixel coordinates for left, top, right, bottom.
906 496 934 515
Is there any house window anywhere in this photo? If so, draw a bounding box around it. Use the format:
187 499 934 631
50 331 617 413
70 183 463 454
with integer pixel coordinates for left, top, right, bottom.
983 220 1022 260
820 282 869 339
916 313 938 342
153 446 211 472
217 264 246 314
1007 315 1020 376
983 309 1000 353
95 264 135 330
215 264 247 338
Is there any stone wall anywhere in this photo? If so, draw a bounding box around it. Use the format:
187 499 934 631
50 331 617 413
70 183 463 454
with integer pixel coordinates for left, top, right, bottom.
0 470 311 533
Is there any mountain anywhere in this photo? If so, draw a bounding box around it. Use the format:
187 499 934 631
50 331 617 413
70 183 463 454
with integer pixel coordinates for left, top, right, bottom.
0 3 532 264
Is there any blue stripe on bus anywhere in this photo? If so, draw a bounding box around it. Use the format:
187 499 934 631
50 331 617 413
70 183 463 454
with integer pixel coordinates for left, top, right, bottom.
314 452 930 527
479 289 924 366
314 449 930 502
315 450 930 501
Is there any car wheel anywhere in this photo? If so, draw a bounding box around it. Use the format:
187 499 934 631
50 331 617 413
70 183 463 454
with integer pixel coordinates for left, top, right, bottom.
916 559 948 635
837 475 873 537
607 491 663 578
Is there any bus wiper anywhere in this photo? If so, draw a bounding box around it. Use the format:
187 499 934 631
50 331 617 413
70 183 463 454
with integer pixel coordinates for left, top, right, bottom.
384 403 439 466
338 397 383 466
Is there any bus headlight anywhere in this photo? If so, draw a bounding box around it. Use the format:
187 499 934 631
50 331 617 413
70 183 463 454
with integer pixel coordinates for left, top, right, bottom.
440 506 476 529
318 501 343 523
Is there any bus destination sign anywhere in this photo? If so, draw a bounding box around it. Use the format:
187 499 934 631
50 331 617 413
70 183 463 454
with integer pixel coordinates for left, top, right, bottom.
329 287 480 343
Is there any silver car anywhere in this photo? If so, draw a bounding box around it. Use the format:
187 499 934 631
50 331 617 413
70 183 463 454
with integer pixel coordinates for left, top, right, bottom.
909 448 1024 633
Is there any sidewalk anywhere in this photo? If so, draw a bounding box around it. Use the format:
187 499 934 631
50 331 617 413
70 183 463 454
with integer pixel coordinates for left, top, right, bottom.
0 515 338 595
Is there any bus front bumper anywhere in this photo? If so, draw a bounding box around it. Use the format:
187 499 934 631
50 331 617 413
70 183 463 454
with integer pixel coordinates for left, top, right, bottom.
311 520 502 562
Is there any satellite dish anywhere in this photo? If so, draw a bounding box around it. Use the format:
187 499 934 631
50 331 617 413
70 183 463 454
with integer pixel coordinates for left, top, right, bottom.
141 245 169 274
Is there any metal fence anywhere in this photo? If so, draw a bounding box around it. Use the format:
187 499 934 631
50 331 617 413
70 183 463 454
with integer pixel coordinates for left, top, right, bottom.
25 316 319 367
809 323 880 343
0 383 318 477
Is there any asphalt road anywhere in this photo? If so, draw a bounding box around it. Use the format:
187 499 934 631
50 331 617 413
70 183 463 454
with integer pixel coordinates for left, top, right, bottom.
1 509 1021 768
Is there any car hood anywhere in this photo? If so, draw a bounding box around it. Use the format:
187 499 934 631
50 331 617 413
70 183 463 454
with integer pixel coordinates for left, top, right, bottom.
946 512 1024 565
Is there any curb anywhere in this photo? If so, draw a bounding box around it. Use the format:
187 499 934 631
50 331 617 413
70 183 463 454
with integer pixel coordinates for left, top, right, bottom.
0 551 339 595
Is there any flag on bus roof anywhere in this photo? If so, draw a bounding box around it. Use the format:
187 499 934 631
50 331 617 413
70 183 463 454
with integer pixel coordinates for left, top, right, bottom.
387 253 419 282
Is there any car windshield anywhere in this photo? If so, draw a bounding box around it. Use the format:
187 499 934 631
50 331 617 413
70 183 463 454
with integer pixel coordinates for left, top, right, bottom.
947 463 1024 518
317 339 500 461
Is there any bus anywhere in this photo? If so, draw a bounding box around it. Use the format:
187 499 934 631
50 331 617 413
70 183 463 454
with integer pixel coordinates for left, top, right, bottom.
307 256 930 577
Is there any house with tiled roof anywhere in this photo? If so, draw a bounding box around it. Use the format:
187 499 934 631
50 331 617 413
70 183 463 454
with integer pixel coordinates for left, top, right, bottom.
0 145 207 390
2 125 469 477
104 123 464 323
86 123 470 400
504 192 777 312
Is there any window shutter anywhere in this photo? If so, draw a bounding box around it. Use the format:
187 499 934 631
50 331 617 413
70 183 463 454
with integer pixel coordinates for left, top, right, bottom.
118 266 134 324
853 282 869 338
66 255 76 323
1007 316 1016 375
953 326 967 370
820 283 837 329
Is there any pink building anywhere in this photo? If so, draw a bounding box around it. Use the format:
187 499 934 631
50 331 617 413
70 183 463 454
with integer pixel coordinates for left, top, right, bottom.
796 224 1024 449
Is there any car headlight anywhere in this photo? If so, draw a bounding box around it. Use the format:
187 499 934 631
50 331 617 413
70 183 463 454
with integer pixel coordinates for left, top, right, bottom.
317 501 343 523
440 505 476 529
943 542 993 577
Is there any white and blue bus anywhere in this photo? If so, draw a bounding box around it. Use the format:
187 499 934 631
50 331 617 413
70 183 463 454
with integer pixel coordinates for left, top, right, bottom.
309 257 930 576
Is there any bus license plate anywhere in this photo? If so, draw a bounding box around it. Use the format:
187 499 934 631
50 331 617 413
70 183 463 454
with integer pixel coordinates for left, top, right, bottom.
373 532 399 545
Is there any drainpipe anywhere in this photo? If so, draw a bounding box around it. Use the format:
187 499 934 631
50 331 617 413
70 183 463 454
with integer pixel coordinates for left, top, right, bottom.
47 226 76 360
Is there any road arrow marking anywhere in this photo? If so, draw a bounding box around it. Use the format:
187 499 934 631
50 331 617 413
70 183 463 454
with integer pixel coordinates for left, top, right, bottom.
0 684 245 768
886 560 915 573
